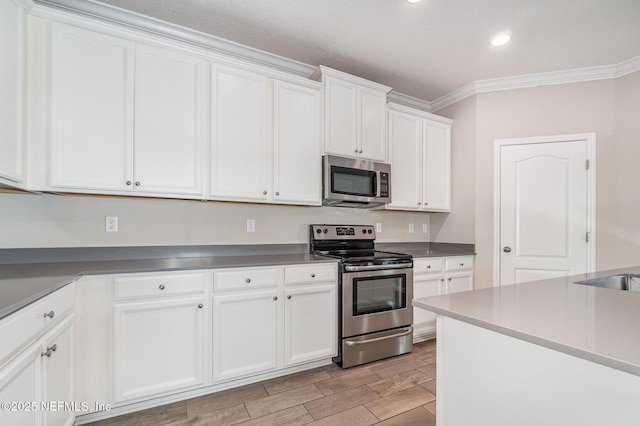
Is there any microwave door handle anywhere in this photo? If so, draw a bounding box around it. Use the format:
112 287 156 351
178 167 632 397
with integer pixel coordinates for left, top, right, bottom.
373 172 378 197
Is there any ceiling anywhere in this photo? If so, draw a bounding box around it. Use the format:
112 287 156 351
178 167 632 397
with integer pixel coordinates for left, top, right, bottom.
93 0 640 103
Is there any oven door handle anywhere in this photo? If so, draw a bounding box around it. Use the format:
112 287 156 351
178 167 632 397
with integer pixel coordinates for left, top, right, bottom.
344 327 413 346
344 263 412 272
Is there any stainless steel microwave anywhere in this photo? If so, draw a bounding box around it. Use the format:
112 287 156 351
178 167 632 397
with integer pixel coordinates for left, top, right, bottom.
322 155 391 208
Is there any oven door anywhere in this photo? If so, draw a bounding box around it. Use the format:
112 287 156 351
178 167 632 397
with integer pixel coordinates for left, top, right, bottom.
342 265 413 338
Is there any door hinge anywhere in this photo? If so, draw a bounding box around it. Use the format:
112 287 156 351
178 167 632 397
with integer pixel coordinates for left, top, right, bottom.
585 159 590 170
586 232 591 242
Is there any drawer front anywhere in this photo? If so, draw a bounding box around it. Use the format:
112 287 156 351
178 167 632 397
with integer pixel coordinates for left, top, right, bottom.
214 268 279 291
445 256 474 272
114 271 206 300
0 282 75 364
413 257 444 274
285 263 337 285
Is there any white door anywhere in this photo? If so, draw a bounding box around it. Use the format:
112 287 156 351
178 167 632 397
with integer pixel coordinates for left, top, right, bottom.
272 80 321 205
388 108 423 209
134 45 207 196
0 342 40 426
423 120 451 212
359 86 387 161
43 316 74 426
323 76 357 157
498 136 593 285
210 65 268 201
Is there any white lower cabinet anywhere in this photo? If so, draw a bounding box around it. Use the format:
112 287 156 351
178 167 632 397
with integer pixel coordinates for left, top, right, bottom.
212 263 337 383
412 256 474 342
112 271 207 403
0 312 74 426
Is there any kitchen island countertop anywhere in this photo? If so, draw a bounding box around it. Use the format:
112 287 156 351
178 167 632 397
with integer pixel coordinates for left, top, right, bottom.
413 265 640 377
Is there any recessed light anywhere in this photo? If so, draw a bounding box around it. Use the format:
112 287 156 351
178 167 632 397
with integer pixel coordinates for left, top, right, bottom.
407 0 423 3
491 31 513 47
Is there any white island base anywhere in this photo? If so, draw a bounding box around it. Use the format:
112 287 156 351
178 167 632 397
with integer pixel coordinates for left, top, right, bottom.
437 316 640 426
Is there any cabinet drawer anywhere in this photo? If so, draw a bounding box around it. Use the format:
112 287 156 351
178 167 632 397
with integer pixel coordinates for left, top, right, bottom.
413 258 444 274
114 271 206 300
214 268 279 291
0 282 75 364
445 256 474 272
285 263 337 285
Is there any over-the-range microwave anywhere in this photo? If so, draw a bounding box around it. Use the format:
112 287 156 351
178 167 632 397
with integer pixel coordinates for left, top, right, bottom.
322 155 391 208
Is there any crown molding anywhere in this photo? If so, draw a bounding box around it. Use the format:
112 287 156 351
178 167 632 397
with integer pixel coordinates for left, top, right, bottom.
431 56 640 112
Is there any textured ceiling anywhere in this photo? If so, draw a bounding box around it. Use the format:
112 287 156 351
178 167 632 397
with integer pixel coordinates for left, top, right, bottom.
95 0 640 102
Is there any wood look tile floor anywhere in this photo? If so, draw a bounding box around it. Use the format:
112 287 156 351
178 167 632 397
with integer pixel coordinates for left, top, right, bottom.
89 340 437 426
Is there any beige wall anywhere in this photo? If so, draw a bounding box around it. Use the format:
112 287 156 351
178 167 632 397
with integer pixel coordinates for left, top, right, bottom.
0 193 433 248
437 72 640 289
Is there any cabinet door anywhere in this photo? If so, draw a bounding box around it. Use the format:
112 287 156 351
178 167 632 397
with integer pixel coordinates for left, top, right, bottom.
284 284 336 366
323 76 357 157
423 120 451 212
272 80 321 205
50 23 134 190
113 296 206 402
210 65 268 201
387 108 423 209
0 0 24 185
0 342 40 426
445 271 473 294
359 86 387 161
412 274 442 340
43 316 74 426
134 45 207 196
212 290 279 382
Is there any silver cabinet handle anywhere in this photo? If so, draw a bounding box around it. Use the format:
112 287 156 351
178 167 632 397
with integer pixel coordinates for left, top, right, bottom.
311 273 316 278
417 202 421 205
198 304 203 309
354 149 358 153
126 180 132 186
440 278 445 282
159 284 165 290
503 246 512 253
460 263 464 267
275 192 280 196
287 295 292 299
135 181 141 186
426 265 431 269
345 327 412 346
245 278 251 284
263 191 267 195
358 150 363 154
448 278 452 281
273 296 278 301
43 310 55 319
41 344 57 358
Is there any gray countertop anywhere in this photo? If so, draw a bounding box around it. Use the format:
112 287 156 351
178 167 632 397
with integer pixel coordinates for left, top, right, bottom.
413 266 640 377
0 253 334 321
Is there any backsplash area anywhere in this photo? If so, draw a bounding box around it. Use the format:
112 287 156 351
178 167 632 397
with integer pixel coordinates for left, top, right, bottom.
0 193 434 248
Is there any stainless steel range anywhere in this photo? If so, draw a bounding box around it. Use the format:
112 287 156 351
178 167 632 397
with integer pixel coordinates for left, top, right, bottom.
310 224 413 368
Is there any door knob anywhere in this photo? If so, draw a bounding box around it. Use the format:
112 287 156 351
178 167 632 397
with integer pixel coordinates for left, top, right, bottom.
503 246 512 253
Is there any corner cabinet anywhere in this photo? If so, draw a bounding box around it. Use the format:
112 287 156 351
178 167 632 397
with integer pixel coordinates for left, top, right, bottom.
412 256 473 342
0 0 26 188
387 103 452 212
312 66 390 162
45 22 207 198
210 65 322 205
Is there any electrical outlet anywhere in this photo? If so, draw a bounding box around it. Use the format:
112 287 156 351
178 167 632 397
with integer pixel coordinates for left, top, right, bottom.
409 223 414 233
422 223 428 233
105 216 118 233
375 222 382 233
246 219 256 233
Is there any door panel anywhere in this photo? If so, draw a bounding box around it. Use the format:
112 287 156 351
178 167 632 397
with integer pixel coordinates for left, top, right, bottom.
500 139 589 285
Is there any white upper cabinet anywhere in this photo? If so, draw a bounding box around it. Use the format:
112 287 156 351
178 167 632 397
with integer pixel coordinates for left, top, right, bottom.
272 80 321 205
210 64 269 201
48 23 207 197
50 23 134 191
134 44 207 196
313 66 390 162
0 0 25 187
210 64 321 205
387 103 452 212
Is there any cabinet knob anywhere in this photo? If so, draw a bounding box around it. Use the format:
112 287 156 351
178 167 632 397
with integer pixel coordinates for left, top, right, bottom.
460 263 464 267
503 246 512 253
159 284 165 290
417 202 421 205
263 191 267 195
275 192 280 196
287 295 292 299
311 273 316 278
425 202 429 206
198 304 203 309
354 149 358 153
426 265 431 269
135 181 141 186
40 344 57 358
273 296 278 301
358 150 363 154
126 180 132 186
246 278 251 284
448 278 452 281
43 310 55 319
440 278 445 282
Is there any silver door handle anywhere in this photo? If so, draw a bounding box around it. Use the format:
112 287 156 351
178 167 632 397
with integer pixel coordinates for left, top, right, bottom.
345 327 413 346
344 263 412 272
503 246 512 253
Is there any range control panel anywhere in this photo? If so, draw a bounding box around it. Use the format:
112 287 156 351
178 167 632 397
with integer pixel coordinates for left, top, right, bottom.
310 225 375 240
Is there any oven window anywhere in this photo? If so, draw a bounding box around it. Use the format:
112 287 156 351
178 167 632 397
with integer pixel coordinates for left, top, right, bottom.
331 166 376 197
353 275 406 316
